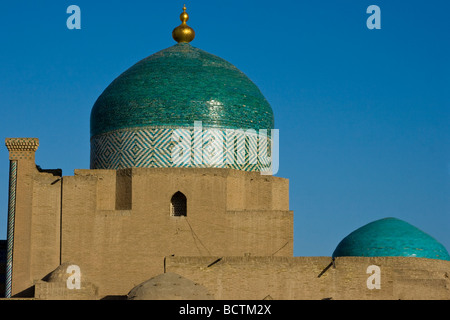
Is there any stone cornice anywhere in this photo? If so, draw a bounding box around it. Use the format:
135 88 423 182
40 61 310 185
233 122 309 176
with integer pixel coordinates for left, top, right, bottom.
5 138 39 152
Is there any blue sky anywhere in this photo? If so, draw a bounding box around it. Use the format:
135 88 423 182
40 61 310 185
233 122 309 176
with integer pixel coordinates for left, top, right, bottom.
0 1 449 257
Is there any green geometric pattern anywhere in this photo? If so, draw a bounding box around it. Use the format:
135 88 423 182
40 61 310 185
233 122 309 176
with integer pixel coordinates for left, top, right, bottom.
90 126 272 171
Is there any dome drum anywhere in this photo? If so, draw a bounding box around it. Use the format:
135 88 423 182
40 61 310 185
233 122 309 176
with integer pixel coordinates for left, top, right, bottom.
90 125 273 171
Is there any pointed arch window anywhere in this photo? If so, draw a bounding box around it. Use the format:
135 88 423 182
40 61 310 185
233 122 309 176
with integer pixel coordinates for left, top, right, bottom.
170 191 187 217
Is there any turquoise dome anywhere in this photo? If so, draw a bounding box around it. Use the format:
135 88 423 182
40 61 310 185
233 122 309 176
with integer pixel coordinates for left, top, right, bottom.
332 217 450 261
90 42 274 137
89 42 275 171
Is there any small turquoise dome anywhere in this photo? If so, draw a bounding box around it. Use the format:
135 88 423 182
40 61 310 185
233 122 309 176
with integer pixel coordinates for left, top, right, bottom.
332 217 450 261
90 42 274 137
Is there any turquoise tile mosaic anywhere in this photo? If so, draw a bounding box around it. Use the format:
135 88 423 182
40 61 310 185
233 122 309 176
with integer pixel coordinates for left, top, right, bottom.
90 43 274 171
90 43 274 137
332 217 450 261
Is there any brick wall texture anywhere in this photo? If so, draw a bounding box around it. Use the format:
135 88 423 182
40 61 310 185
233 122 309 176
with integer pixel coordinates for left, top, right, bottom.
5 139 450 300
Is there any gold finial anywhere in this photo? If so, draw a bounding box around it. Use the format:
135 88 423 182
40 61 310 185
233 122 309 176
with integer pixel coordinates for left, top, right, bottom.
172 4 195 43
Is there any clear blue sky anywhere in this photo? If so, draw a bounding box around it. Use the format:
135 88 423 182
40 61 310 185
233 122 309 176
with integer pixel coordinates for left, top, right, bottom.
0 1 449 257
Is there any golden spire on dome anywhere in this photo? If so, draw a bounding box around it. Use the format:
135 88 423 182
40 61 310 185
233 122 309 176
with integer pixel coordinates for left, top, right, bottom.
172 4 195 43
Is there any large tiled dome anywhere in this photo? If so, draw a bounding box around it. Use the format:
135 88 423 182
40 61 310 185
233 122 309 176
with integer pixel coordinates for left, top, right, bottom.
91 43 273 137
332 217 450 261
90 43 274 170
